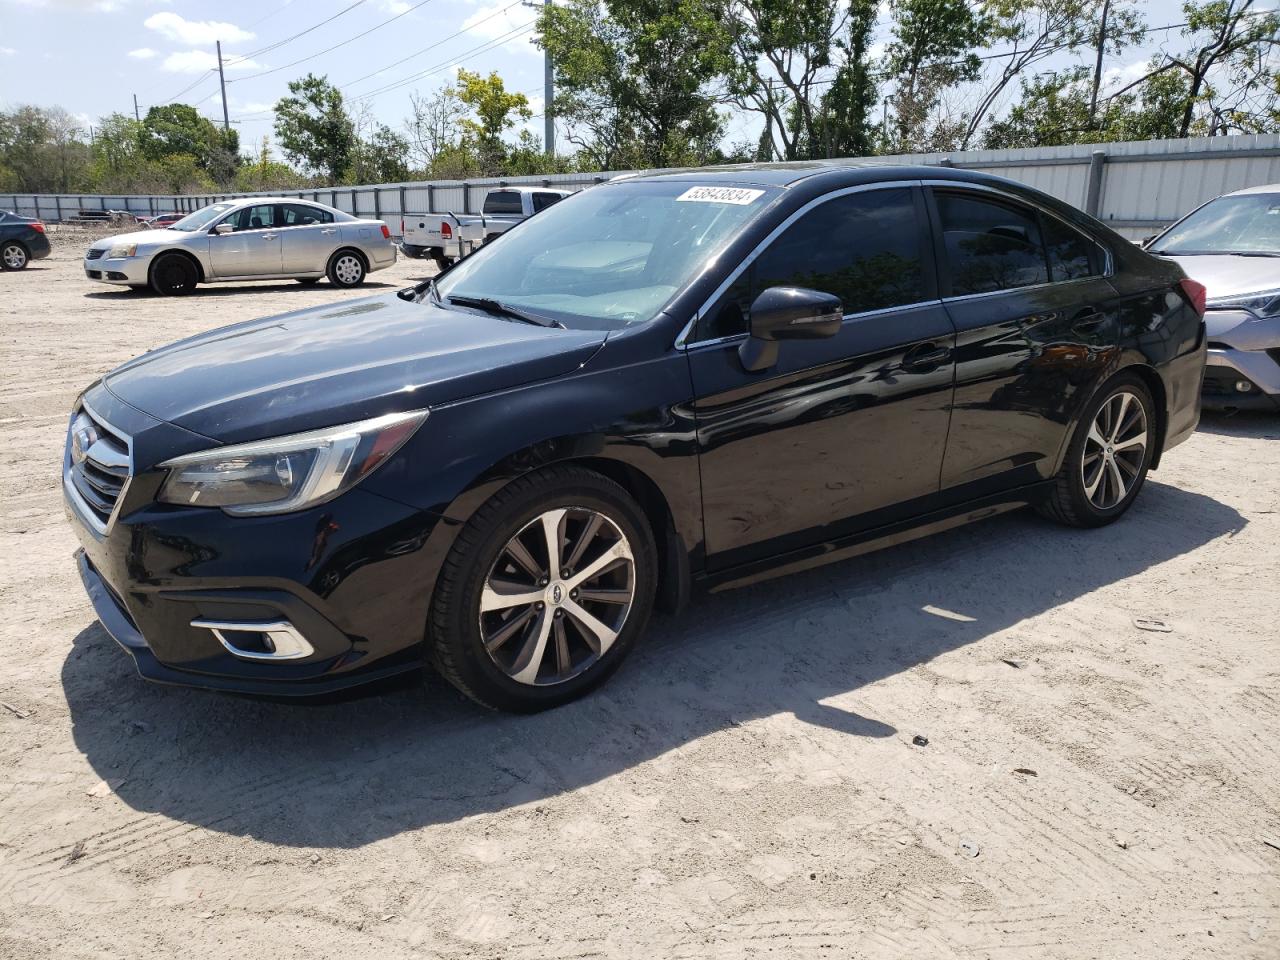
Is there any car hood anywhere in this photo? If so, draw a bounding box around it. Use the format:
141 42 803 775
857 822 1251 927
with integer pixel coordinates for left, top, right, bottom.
93 228 173 250
1161 254 1280 300
103 292 608 445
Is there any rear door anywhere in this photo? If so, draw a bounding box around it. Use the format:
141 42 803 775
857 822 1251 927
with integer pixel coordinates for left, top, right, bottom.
279 203 337 273
927 185 1120 499
208 203 283 278
686 184 957 569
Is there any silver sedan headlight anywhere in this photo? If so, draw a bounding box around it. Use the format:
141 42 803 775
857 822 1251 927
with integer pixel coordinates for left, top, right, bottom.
1207 287 1280 318
106 243 138 259
158 410 427 515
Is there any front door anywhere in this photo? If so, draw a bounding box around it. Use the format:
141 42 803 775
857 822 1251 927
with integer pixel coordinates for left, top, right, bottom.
278 203 337 274
208 203 283 278
686 185 957 570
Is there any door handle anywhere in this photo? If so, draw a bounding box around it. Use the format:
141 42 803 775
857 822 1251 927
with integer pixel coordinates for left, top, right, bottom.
1072 309 1104 331
321 228 336 235
902 344 951 370
262 233 278 240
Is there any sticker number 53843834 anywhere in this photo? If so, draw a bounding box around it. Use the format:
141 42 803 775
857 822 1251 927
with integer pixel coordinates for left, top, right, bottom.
675 186 766 205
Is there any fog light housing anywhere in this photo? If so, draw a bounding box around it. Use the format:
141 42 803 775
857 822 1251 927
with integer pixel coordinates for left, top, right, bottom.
1236 380 1253 393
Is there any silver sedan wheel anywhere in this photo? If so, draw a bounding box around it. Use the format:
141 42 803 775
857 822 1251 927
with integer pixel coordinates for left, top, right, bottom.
479 507 635 686
333 254 363 285
2 243 27 269
1081 389 1148 510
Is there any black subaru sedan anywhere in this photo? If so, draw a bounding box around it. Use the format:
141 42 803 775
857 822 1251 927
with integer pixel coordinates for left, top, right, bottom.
65 163 1206 712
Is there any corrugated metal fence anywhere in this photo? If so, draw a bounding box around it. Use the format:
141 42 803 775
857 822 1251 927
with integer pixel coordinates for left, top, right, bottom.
5 134 1279 240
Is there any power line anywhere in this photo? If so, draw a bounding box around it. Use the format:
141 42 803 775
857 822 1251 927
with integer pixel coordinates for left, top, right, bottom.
227 0 438 81
352 21 537 102
337 0 525 91
224 0 371 66
245 0 304 31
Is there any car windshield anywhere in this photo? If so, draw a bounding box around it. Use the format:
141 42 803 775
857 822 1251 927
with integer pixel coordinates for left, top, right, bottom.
434 180 779 330
168 202 237 232
1150 193 1280 255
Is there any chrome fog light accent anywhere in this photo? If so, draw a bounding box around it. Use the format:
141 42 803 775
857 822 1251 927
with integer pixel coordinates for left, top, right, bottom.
191 618 315 661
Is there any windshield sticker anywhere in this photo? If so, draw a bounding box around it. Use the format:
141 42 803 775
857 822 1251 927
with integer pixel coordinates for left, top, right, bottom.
676 186 765 205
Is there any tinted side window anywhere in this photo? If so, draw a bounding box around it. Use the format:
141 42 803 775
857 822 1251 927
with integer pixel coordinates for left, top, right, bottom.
936 192 1047 295
706 188 927 339
532 192 563 212
281 204 333 226
1041 214 1100 281
483 191 522 215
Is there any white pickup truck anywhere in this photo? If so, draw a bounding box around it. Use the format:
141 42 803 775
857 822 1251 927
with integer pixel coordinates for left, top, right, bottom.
400 186 572 268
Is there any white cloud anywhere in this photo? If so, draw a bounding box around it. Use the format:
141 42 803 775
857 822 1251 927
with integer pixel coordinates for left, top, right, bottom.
144 12 254 46
0 47 15 56
459 4 537 53
1102 60 1151 93
382 0 412 12
162 50 261 73
127 47 157 59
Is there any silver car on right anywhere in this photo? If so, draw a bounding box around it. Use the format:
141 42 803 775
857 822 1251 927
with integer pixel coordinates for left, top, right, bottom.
1147 183 1280 411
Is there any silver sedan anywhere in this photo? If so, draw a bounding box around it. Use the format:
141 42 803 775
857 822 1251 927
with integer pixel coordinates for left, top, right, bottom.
84 197 397 295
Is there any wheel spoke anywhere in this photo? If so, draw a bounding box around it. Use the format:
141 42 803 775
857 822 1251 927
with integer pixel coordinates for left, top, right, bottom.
1106 456 1126 505
553 616 571 675
509 609 554 684
481 579 543 612
1109 394 1131 441
503 535 544 581
563 513 603 574
1084 461 1105 500
483 605 536 653
563 599 618 656
576 587 631 604
566 539 633 589
1087 422 1107 450
540 509 567 581
1113 430 1146 452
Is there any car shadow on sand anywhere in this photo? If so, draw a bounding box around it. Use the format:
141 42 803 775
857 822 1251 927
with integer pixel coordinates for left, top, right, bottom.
62 480 1244 848
81 280 397 300
1195 409 1279 438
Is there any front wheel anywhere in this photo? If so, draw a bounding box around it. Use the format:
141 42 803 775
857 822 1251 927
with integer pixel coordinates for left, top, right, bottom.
149 253 198 295
1038 372 1156 528
1 241 29 270
327 250 366 288
428 467 657 712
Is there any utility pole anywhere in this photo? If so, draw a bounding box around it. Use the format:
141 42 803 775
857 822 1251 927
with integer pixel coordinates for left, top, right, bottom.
521 0 554 157
1088 0 1111 124
216 39 230 131
133 94 140 122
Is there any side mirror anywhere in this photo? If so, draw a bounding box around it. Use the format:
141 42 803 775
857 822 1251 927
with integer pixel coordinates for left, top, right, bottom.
739 286 843 372
213 222 234 235
1139 235 1156 249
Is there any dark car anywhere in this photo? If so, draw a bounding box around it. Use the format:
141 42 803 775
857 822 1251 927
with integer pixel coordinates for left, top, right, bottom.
64 163 1206 712
1 211 52 270
140 212 185 229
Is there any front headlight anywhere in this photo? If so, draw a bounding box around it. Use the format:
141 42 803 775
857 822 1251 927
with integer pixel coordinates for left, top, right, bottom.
157 410 427 516
1206 287 1280 318
107 243 138 259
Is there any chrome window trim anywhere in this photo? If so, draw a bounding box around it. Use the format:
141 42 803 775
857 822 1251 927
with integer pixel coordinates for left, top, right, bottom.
922 179 1115 298
63 399 134 539
674 180 925 349
682 298 947 352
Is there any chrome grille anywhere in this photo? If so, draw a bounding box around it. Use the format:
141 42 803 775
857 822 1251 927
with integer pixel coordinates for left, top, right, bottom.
85 247 107 261
65 405 132 534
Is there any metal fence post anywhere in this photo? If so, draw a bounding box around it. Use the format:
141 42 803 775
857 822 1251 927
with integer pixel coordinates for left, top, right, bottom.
1085 149 1107 217
373 186 382 219
351 188 358 215
463 182 471 215
427 184 434 213
398 185 406 224
54 195 62 222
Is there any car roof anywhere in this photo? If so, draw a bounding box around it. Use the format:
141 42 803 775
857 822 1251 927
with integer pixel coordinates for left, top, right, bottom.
618 160 1001 190
1223 182 1280 197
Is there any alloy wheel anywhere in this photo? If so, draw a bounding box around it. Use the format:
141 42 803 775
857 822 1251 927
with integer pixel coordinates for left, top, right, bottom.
1081 389 1148 510
2 244 27 269
479 507 635 686
334 254 363 285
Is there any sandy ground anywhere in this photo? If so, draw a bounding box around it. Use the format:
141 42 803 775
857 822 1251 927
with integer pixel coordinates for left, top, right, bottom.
1 251 1278 960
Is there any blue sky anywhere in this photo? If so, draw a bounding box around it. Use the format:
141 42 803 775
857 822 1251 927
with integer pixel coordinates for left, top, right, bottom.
0 0 1237 157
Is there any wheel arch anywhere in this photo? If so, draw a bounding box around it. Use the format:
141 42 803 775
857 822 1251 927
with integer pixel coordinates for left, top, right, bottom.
1051 360 1169 476
329 245 369 272
150 247 205 283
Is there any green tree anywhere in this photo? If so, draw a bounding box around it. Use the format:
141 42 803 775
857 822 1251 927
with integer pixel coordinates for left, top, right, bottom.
538 0 733 168
274 73 357 182
139 104 240 184
351 124 412 183
455 69 532 172
0 105 91 193
235 137 310 191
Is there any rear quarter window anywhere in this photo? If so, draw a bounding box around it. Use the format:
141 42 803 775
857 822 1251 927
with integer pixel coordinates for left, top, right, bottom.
483 191 523 215
936 192 1049 295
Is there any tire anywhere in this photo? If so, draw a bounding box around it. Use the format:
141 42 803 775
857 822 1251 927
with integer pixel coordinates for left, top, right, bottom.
1 241 29 271
1037 372 1156 528
401 243 426 259
149 253 198 295
295 277 321 285
428 466 658 712
431 255 454 272
327 249 366 288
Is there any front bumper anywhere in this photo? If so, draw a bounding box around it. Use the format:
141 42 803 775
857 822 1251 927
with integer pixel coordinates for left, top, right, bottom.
64 387 459 696
1200 309 1280 409
84 254 149 285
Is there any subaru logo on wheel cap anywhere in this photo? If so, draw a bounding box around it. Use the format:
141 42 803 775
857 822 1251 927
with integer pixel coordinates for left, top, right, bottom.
551 584 564 604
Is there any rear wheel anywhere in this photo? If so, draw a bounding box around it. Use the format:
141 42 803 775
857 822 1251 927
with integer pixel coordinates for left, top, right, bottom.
327 250 366 288
1038 372 1155 528
428 467 657 712
1 241 29 270
149 253 198 295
